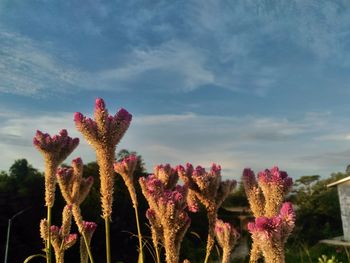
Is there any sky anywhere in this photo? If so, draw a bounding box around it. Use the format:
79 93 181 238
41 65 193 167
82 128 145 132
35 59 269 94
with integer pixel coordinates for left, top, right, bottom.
1 0 350 181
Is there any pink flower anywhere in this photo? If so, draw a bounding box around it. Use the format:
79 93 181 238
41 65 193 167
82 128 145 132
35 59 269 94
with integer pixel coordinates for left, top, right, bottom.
57 167 73 180
74 98 132 146
115 108 132 123
33 129 79 155
72 157 83 166
83 221 97 233
50 225 60 234
248 216 282 239
144 175 163 194
95 97 105 111
154 164 178 189
193 165 206 177
114 154 138 179
210 163 221 175
242 168 257 188
257 166 293 192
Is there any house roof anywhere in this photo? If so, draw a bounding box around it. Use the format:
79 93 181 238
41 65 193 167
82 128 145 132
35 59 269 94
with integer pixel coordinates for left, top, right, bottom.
327 176 350 188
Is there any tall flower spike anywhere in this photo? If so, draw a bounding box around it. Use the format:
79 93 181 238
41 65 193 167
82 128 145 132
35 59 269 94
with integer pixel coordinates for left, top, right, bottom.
177 163 236 263
242 168 265 217
114 154 138 207
139 166 191 263
80 221 97 263
74 98 132 219
60 205 73 239
33 129 79 207
154 164 178 190
257 167 293 217
49 223 78 263
114 154 144 263
243 167 294 263
215 219 240 263
247 204 296 263
57 167 74 204
75 98 132 263
40 219 48 242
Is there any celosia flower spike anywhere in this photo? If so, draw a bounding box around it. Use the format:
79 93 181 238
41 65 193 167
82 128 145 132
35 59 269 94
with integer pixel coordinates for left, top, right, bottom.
60 205 73 239
114 154 138 208
78 176 94 205
243 167 295 263
139 165 191 263
33 129 79 208
80 221 97 263
215 219 240 263
177 163 236 263
71 157 83 202
242 168 265 217
48 223 78 263
74 98 132 220
257 167 293 217
155 164 178 190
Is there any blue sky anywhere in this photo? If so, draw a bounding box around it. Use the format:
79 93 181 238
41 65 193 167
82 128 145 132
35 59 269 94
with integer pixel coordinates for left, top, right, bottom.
1 0 350 180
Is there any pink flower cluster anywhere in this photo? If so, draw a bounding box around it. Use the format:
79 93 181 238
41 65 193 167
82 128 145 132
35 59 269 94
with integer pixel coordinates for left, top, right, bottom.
258 166 293 194
114 154 139 208
33 129 79 158
74 98 132 147
33 129 79 208
247 203 295 263
177 163 237 263
243 167 294 263
139 165 190 263
74 98 132 220
114 154 138 179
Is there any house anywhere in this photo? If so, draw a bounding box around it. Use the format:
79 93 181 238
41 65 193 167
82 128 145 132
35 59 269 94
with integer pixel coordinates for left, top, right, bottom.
326 176 350 242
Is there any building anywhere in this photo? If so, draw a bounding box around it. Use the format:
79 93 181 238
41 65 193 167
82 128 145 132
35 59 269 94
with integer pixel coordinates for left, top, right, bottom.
325 176 350 242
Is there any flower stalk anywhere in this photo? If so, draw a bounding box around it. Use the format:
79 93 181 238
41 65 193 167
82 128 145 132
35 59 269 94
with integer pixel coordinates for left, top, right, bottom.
56 158 95 263
140 165 191 263
114 154 144 263
33 129 79 263
243 167 294 263
177 163 236 263
74 98 132 263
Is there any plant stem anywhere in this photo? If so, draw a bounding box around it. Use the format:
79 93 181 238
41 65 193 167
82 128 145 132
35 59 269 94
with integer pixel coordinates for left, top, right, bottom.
155 245 161 263
82 232 95 263
134 206 144 263
204 209 216 263
105 217 111 263
23 254 46 263
222 248 231 263
46 206 52 263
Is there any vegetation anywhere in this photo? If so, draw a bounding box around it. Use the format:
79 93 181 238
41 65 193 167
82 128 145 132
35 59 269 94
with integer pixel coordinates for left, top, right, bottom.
2 157 349 262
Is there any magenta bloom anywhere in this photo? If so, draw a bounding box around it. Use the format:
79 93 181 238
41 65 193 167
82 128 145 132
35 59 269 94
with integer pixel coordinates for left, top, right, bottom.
83 221 97 234
258 166 293 192
74 97 132 147
33 129 79 161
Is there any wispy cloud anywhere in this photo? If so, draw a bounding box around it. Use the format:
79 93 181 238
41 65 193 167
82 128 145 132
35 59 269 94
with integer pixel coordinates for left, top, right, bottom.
99 40 215 92
1 108 350 179
0 110 96 172
0 29 94 96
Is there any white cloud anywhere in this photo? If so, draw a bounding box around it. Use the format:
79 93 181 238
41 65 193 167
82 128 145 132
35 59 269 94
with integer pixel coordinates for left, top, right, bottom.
0 110 96 172
99 40 215 92
1 108 350 179
0 29 95 96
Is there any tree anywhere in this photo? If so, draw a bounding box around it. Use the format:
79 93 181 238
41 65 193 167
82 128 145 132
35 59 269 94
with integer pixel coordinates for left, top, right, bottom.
290 172 347 245
294 175 320 196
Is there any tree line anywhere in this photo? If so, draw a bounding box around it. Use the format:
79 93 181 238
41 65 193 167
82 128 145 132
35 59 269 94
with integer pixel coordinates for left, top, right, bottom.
0 152 347 262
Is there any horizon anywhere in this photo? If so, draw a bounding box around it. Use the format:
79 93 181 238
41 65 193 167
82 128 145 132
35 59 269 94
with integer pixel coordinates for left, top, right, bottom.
1 1 350 180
